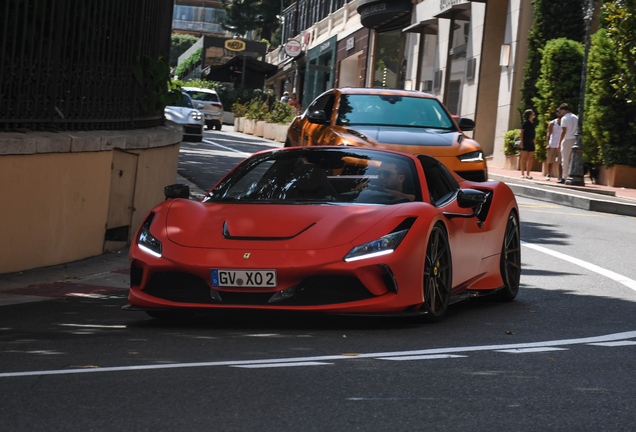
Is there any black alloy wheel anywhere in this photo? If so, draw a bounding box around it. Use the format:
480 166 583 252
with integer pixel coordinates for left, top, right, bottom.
423 224 453 322
495 211 521 301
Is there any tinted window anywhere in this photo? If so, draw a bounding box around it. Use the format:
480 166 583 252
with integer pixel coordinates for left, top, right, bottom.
308 93 335 123
173 93 194 109
187 91 219 102
336 94 455 129
205 148 421 205
418 155 459 206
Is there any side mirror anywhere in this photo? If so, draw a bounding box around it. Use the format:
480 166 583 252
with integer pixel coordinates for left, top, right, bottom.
196 103 205 110
456 188 487 209
164 184 190 200
443 189 488 227
307 110 328 124
457 117 475 132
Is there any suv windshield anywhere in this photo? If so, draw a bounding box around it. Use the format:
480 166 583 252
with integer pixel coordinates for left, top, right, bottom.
204 148 421 205
173 93 194 109
336 94 455 129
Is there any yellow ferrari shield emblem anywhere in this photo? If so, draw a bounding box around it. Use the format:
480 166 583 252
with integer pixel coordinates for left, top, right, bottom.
243 253 251 259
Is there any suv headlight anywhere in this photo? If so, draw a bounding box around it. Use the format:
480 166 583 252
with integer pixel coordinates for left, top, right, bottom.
344 230 408 262
191 111 203 121
165 113 174 121
458 151 484 163
138 213 162 258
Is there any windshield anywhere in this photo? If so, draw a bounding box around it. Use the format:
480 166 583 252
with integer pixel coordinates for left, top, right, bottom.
172 93 194 109
204 148 421 205
336 94 455 129
187 91 219 103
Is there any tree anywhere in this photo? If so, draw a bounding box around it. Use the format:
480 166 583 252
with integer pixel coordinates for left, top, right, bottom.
221 0 291 44
520 0 585 120
533 38 583 161
170 34 199 67
583 29 636 166
603 0 636 105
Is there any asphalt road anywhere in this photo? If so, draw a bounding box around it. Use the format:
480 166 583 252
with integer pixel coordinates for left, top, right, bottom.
2 132 636 431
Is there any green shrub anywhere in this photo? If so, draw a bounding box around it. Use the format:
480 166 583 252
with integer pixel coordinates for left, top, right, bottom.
174 48 202 79
266 102 295 124
231 102 247 117
504 129 521 156
533 38 583 162
244 96 269 121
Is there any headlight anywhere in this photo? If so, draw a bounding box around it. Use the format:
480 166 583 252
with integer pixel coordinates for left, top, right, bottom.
458 151 484 163
137 213 162 258
344 229 408 262
165 113 174 121
191 111 203 121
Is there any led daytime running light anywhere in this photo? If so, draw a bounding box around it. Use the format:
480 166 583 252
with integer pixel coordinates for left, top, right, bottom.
344 229 409 262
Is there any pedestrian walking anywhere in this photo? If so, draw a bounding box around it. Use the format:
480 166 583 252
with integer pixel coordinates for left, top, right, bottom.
557 103 578 183
519 109 536 179
545 108 563 180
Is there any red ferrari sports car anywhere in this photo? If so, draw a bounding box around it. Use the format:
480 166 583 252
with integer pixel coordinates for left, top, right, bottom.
127 146 520 321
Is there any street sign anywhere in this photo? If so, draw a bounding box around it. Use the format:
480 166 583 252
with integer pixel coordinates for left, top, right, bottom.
225 39 246 52
285 40 301 58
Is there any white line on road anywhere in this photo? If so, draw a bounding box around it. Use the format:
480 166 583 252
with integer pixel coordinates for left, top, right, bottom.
231 362 333 369
521 241 636 292
495 347 568 354
1 330 635 379
202 139 250 156
377 354 467 361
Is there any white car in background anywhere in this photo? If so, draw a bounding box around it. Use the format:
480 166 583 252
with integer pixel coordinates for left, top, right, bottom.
182 86 224 131
164 93 205 142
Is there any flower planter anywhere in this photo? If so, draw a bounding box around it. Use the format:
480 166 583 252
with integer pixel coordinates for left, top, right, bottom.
243 119 255 135
599 164 636 188
234 117 244 132
275 124 288 143
254 121 266 137
263 122 277 140
503 154 519 170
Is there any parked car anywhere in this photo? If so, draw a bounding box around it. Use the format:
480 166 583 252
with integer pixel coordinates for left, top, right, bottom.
286 88 488 182
182 87 224 131
164 93 205 142
127 146 520 321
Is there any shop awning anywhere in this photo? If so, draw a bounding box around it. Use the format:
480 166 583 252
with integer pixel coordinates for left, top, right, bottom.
403 18 439 34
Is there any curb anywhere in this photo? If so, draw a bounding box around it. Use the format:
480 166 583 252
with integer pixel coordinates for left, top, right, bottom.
489 174 636 217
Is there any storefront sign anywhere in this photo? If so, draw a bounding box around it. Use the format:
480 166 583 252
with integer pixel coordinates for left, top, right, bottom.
346 37 355 51
359 2 386 18
285 40 302 57
440 0 467 11
319 42 331 53
224 39 246 51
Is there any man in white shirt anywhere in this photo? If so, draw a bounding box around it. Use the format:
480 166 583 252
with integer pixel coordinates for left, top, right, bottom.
557 103 579 183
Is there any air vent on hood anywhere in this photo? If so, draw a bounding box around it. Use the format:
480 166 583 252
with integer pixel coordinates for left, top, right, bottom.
222 221 316 241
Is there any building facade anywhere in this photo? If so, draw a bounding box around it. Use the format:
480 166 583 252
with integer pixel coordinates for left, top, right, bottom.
172 0 227 37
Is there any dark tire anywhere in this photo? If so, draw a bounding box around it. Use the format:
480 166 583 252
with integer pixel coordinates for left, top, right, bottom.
215 122 222 131
422 224 453 322
494 211 521 301
145 310 195 321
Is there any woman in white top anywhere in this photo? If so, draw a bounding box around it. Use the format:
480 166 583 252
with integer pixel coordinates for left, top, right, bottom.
545 109 563 180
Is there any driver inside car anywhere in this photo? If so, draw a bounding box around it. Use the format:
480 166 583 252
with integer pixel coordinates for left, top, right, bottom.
355 162 415 201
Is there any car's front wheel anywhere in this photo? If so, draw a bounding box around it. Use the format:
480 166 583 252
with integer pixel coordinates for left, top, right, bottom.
494 211 521 301
422 224 452 322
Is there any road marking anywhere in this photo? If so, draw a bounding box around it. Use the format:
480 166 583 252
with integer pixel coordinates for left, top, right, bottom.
232 361 332 369
495 347 568 354
521 241 636 292
1 330 635 379
59 324 127 329
202 139 250 156
588 341 636 347
522 209 604 217
377 354 467 361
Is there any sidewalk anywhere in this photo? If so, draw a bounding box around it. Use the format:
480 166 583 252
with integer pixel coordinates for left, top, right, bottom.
487 159 636 217
2 149 634 305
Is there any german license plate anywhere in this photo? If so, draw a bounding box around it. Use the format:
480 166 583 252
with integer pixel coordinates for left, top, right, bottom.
211 269 277 287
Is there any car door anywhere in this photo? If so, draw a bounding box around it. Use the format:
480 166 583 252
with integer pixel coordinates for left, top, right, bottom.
302 92 336 146
419 155 484 290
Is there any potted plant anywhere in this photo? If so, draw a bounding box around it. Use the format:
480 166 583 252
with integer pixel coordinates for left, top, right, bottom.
503 129 521 170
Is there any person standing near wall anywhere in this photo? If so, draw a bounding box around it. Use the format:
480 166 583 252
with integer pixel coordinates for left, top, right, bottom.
556 103 578 183
519 109 536 179
545 108 563 180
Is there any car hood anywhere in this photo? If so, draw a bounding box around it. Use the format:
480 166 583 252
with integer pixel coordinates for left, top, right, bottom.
346 125 456 147
165 199 401 250
165 106 197 124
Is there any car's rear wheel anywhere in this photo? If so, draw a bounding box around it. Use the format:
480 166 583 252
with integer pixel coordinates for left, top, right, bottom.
145 310 194 320
215 122 222 131
494 211 521 301
422 224 452 322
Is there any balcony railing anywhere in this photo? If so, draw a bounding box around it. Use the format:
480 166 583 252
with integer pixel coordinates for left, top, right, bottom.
172 19 225 34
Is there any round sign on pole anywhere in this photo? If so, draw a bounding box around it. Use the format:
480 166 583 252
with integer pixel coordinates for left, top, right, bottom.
285 40 302 58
